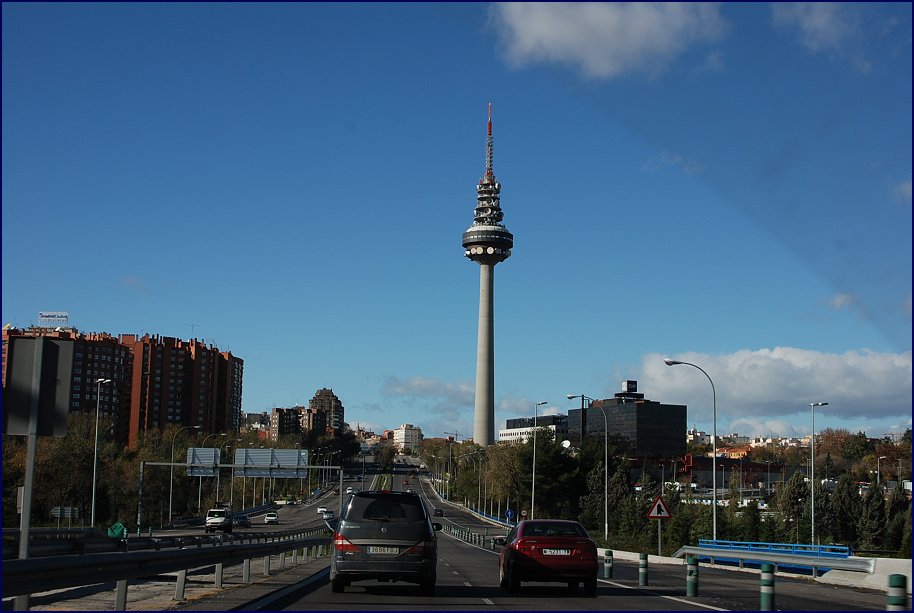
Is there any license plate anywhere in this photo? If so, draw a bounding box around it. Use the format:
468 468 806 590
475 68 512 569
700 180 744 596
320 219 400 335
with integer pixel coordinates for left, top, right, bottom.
542 548 571 556
369 546 399 554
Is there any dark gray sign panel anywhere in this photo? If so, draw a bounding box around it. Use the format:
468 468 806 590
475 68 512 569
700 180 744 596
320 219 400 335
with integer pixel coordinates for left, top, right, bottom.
2 337 73 437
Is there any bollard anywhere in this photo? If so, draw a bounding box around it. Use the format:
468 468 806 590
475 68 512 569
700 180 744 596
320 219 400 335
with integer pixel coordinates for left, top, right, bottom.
760 563 775 611
639 553 648 586
603 550 613 579
686 555 698 597
887 574 907 611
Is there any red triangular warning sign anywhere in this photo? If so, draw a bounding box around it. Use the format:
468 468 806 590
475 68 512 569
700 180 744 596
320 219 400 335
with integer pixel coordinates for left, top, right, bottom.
647 495 671 519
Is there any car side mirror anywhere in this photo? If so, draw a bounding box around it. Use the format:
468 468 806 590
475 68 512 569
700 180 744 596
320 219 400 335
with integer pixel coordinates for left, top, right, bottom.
433 523 443 532
493 537 506 546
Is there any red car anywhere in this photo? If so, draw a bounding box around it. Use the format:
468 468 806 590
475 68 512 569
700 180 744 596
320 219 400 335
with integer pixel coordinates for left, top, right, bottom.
494 519 598 596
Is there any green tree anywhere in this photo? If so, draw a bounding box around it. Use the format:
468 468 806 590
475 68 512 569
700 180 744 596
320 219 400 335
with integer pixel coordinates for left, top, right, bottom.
829 475 861 545
856 485 886 551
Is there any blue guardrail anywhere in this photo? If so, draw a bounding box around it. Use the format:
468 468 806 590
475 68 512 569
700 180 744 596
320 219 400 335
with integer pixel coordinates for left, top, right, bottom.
696 540 850 575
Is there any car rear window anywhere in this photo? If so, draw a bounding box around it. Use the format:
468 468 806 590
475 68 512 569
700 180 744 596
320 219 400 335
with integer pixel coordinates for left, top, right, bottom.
344 493 426 523
207 510 226 518
522 522 588 537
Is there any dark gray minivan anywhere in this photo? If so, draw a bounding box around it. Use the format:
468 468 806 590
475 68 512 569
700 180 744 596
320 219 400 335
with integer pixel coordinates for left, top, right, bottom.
330 490 442 594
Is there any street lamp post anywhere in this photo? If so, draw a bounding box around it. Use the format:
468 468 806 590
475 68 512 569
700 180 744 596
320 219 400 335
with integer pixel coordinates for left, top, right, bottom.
217 438 240 505
90 378 112 527
809 401 828 545
765 460 773 493
168 424 201 523
198 433 226 512
664 358 718 540
567 394 605 542
530 400 548 520
877 456 887 486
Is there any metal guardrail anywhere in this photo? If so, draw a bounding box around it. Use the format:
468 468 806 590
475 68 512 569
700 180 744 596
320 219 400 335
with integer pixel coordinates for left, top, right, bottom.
698 539 851 558
673 545 875 574
2 528 332 598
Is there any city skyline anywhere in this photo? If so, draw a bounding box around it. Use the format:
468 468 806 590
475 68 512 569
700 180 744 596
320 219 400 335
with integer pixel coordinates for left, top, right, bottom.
2 4 911 443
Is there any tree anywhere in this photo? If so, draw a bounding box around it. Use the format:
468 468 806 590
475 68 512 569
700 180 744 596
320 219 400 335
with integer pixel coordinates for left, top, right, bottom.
828 474 861 545
856 485 886 551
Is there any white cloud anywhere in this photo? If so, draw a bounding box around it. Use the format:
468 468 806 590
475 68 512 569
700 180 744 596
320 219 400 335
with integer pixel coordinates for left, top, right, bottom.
661 151 704 175
490 2 728 79
771 3 870 72
830 293 856 310
894 180 912 204
643 347 912 427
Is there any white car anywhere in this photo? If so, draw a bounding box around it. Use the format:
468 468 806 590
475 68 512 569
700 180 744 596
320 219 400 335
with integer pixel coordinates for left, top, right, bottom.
317 506 328 515
346 487 354 495
264 512 279 525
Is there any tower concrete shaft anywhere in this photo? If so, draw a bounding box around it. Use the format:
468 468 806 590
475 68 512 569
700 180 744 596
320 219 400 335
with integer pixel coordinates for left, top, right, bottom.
462 103 512 446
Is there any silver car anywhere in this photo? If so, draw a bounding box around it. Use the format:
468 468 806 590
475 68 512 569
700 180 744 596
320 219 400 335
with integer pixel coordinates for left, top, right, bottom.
330 490 441 594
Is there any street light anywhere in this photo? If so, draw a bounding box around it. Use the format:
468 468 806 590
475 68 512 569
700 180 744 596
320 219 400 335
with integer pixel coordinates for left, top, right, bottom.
809 401 828 544
877 456 887 486
664 358 718 540
217 438 240 505
198 433 227 512
169 424 201 523
531 400 548 520
567 394 606 542
90 378 112 527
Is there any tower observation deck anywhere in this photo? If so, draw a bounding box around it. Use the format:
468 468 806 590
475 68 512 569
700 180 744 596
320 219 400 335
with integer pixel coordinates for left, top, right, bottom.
462 104 513 447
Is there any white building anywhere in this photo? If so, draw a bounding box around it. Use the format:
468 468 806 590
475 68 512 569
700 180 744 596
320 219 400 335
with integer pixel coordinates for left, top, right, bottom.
393 423 422 453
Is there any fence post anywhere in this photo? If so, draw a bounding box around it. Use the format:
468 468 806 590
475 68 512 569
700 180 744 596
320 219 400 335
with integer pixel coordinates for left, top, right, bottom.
887 574 907 611
639 553 648 586
115 579 128 610
686 555 698 597
175 569 187 600
243 558 252 583
760 563 775 611
603 550 613 579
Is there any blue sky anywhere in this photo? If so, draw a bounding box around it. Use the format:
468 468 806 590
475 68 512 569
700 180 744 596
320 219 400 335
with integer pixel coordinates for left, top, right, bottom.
3 3 911 443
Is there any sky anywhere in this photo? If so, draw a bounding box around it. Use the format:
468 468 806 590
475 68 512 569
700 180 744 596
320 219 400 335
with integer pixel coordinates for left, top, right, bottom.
2 3 911 445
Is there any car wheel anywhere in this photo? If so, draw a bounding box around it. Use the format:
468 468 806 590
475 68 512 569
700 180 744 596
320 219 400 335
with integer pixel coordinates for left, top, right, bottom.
331 577 346 593
419 577 436 596
498 564 508 589
584 578 597 597
508 563 521 593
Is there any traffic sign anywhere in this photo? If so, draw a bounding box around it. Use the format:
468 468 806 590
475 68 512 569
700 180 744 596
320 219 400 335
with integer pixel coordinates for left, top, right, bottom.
521 510 528 518
646 495 671 519
505 509 515 520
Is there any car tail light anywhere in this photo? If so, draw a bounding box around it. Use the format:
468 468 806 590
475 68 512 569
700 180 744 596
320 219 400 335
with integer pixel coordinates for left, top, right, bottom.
514 538 535 553
333 532 362 553
404 539 433 555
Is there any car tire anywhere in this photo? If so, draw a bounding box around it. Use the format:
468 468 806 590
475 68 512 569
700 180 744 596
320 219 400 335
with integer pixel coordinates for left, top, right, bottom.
584 578 597 597
498 564 508 589
330 577 346 593
508 563 521 593
419 577 436 596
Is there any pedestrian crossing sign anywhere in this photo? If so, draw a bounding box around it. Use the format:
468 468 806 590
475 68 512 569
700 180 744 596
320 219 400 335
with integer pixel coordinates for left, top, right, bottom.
646 495 671 519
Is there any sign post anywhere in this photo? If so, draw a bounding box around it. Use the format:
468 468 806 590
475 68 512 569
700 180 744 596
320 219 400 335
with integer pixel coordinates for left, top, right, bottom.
646 495 671 556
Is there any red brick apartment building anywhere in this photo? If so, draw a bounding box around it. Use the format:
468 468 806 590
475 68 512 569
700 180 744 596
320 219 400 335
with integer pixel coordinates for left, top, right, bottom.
2 326 243 448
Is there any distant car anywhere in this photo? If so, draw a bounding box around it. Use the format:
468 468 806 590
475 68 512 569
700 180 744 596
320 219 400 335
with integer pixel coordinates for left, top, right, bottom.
494 519 598 596
322 510 336 520
432 508 444 517
234 515 251 528
264 512 279 525
346 487 354 495
403 480 409 486
317 506 328 515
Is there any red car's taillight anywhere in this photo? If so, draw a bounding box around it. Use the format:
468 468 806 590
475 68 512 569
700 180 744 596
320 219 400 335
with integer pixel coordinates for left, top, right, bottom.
333 532 361 553
514 538 535 553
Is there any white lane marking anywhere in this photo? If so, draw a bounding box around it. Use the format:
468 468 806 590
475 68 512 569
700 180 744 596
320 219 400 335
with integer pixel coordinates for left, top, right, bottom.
482 598 494 605
464 581 472 587
597 578 729 611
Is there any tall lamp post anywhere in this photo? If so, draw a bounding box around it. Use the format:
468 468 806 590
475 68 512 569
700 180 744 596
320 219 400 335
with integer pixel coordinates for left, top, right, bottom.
169 424 201 523
877 455 887 486
530 401 548 520
198 433 226 512
218 438 240 505
90 378 112 527
566 394 605 541
664 358 718 540
809 401 828 544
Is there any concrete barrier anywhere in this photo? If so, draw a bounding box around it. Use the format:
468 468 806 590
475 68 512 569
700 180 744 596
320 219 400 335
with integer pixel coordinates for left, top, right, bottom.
818 558 912 595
